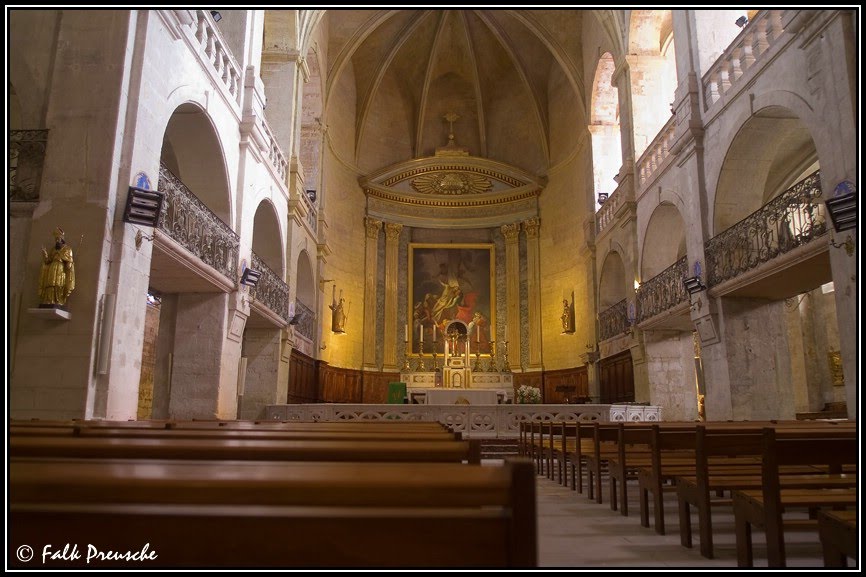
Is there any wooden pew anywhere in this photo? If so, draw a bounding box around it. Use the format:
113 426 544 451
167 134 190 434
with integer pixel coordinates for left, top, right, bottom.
676 425 856 559
10 436 482 464
10 458 537 568
818 510 857 567
732 428 857 567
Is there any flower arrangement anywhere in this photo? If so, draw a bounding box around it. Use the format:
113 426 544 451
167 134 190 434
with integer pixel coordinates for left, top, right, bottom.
515 385 542 404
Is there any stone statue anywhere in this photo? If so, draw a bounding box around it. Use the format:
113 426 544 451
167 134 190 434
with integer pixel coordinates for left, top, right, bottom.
329 287 346 333
39 227 75 307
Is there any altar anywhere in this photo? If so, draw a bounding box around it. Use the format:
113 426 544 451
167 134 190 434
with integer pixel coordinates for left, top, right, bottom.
410 388 505 405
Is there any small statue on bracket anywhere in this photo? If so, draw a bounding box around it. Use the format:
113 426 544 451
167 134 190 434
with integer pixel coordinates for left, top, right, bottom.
39 227 76 308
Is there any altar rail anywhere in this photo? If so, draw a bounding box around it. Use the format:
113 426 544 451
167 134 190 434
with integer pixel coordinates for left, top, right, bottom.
265 404 662 439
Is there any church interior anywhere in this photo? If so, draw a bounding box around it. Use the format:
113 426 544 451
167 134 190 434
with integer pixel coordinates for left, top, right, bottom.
8 9 859 568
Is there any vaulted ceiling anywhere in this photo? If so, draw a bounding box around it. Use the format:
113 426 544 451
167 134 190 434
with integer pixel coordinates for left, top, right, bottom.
323 10 586 176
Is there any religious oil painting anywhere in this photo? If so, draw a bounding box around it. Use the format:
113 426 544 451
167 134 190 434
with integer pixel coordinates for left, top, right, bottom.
409 244 494 356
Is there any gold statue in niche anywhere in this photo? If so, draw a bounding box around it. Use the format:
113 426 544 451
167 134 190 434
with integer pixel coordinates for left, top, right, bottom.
39 227 76 307
329 285 347 334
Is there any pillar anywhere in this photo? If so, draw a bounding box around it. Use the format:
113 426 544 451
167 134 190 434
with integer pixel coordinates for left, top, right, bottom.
383 222 402 370
362 218 382 370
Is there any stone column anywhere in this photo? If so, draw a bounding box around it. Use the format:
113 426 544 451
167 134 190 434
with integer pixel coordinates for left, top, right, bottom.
382 222 403 370
523 217 543 370
260 48 304 158
239 328 281 419
501 222 521 371
362 218 382 370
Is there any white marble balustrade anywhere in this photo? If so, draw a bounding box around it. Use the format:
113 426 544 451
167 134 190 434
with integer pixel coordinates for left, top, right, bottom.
264 404 664 438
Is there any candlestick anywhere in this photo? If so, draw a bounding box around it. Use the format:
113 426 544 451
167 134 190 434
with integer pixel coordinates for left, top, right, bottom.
419 324 423 343
476 324 480 343
433 323 437 341
405 324 408 342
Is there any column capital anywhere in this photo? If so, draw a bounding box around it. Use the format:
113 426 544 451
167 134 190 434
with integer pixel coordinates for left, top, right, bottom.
501 222 521 242
384 222 403 241
365 217 382 239
522 217 540 239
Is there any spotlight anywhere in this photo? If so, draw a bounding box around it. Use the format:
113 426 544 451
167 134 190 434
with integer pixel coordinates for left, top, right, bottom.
735 16 748 28
210 10 222 23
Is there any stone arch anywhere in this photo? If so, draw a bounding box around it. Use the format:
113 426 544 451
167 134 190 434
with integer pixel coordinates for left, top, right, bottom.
598 250 628 309
589 52 622 211
251 199 285 277
712 103 820 236
295 249 315 309
640 202 686 280
627 9 677 158
160 102 233 226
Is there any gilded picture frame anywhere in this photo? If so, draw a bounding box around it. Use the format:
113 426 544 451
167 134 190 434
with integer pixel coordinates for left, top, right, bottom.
408 243 495 356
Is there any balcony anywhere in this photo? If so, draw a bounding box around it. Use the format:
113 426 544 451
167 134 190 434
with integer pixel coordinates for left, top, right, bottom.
293 301 316 342
157 163 240 282
190 10 242 107
705 170 826 287
599 298 629 342
636 256 689 324
250 251 290 324
636 115 676 192
9 129 49 202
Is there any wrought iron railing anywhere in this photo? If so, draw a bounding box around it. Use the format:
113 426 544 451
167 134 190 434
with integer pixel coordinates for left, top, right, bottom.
250 251 290 322
9 129 49 201
636 256 689 323
157 163 240 281
294 300 315 341
706 170 825 287
599 298 629 341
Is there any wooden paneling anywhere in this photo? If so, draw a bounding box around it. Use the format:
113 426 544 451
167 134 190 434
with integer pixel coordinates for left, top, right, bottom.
512 372 543 400
543 366 589 404
288 349 319 403
319 363 363 403
361 371 398 404
598 350 634 404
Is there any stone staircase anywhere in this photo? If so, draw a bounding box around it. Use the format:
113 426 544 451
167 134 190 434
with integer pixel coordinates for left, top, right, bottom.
480 438 520 460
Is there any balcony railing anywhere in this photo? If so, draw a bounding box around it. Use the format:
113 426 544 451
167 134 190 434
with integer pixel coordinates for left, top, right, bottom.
191 9 242 104
262 119 288 186
636 115 676 191
702 10 784 110
251 252 290 323
294 300 315 341
706 170 825 287
636 256 688 324
9 129 49 201
596 187 624 235
599 298 629 341
158 163 240 281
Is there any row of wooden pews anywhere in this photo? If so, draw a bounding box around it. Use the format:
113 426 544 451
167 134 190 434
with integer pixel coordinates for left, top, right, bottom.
519 419 857 567
11 419 537 568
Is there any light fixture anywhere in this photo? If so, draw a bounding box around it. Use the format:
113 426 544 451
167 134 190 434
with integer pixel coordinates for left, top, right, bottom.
683 276 707 295
240 266 262 287
825 192 857 232
210 10 222 22
306 189 317 203
597 192 609 206
735 15 748 27
122 187 165 227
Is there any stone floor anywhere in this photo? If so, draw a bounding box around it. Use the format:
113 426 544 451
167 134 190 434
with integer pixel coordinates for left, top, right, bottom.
532 467 837 569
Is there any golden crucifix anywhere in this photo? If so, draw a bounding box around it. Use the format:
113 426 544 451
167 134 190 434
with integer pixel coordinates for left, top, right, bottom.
444 112 459 144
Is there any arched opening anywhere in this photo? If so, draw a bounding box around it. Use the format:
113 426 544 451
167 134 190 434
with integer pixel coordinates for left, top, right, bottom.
628 10 677 158
291 250 316 349
590 52 623 211
146 103 238 420
251 200 284 276
641 203 686 280
599 251 627 310
160 102 232 224
711 105 837 420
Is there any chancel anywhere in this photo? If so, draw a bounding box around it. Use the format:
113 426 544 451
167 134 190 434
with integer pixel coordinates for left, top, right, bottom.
8 9 857 570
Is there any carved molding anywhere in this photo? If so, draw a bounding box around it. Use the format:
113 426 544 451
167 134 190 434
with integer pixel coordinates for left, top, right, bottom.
411 171 492 195
384 222 403 240
523 217 540 239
